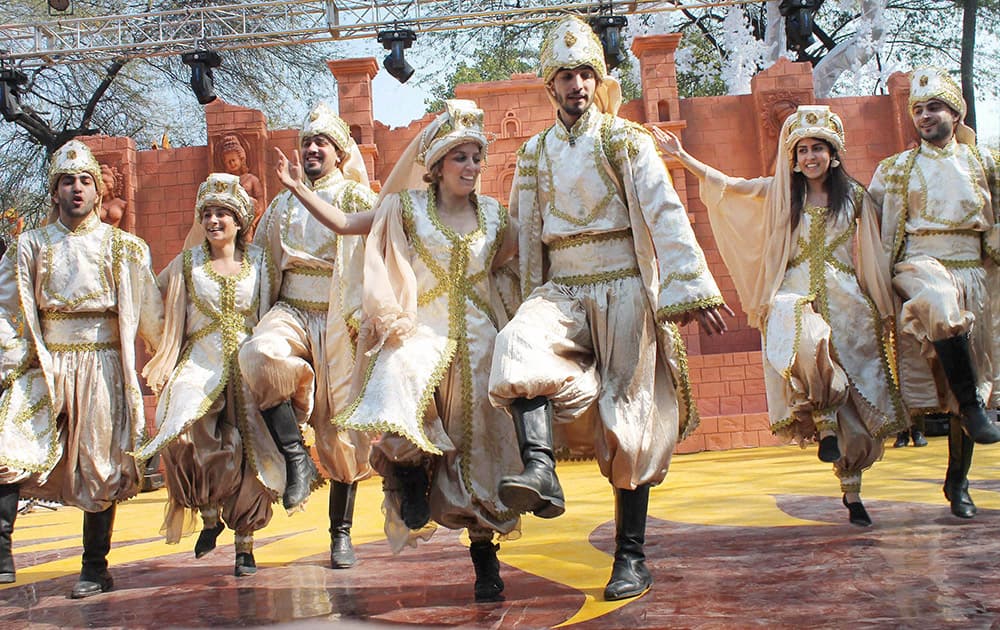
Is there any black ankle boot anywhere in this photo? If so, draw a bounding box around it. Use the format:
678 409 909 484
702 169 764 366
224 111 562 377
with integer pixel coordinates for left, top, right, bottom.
469 541 504 602
194 521 225 558
329 481 357 569
263 401 319 510
71 505 116 599
842 495 872 527
395 465 430 530
604 486 652 601
497 397 565 518
944 419 977 519
911 428 928 447
234 552 257 577
818 435 841 462
933 335 1000 444
0 484 18 584
893 431 909 448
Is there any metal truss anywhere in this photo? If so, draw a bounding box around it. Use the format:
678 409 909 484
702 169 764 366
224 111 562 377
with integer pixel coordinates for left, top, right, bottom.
0 0 746 68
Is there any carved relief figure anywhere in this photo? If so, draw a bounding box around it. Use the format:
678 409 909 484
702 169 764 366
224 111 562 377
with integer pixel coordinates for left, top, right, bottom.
218 135 265 238
99 164 128 228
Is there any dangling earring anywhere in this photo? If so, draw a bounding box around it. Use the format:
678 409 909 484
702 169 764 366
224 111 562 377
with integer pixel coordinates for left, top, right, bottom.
793 164 802 173
830 159 841 168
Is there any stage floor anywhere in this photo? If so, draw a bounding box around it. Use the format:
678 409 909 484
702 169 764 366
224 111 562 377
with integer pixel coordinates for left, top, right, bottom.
2 437 999 628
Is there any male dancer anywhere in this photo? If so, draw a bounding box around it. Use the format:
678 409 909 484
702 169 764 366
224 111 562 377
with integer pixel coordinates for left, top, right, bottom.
0 140 163 595
870 67 1000 519
239 103 378 567
490 16 730 601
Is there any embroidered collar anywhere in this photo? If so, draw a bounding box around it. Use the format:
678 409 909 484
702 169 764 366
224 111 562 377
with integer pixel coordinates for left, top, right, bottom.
554 105 598 145
919 137 958 159
309 167 346 191
55 210 101 236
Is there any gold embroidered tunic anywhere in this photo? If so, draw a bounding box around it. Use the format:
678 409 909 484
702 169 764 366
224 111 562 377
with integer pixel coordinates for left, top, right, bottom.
699 170 905 489
0 213 162 511
870 139 999 414
490 106 723 490
337 190 520 552
136 243 285 541
238 168 378 483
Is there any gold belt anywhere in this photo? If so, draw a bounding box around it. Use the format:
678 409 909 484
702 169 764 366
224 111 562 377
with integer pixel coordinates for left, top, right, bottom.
41 311 120 352
547 229 640 287
279 267 331 312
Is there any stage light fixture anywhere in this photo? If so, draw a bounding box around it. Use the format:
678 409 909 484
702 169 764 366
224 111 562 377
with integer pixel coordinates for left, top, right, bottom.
48 0 71 12
591 14 629 71
181 49 222 105
779 0 824 52
377 29 417 84
0 67 28 123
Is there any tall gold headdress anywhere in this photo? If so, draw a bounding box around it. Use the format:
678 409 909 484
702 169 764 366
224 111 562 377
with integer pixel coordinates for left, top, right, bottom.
538 16 622 116
908 67 975 145
783 105 846 157
194 172 254 229
299 102 370 186
48 140 104 196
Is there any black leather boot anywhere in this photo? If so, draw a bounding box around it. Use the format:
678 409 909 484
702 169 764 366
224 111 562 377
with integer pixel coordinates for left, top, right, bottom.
329 481 357 569
194 521 225 559
893 430 909 448
263 401 319 510
933 335 1000 444
497 397 565 518
469 541 504 602
70 505 116 599
395 465 430 530
604 485 653 601
0 484 18 584
234 533 257 577
944 418 977 519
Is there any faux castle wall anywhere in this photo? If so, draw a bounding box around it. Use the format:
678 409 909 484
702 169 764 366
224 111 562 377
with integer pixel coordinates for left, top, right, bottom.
83 33 919 452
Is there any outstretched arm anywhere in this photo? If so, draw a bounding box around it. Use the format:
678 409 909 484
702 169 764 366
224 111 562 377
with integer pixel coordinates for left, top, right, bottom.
274 148 374 235
651 127 713 180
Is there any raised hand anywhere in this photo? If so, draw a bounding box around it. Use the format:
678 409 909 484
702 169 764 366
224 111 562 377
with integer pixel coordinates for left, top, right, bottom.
651 127 683 158
274 147 304 190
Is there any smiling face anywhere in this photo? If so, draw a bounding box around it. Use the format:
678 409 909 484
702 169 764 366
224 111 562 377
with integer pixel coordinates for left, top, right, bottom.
222 151 244 176
794 137 833 183
911 98 959 148
200 205 240 246
53 173 99 225
549 66 598 127
436 142 483 199
299 134 339 181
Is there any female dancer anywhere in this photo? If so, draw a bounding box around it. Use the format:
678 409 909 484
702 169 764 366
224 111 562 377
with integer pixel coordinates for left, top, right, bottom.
275 99 521 601
653 106 906 525
136 173 285 575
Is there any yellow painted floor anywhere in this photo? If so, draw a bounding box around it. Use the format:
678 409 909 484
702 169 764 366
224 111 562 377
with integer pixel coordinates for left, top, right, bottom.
2 437 999 628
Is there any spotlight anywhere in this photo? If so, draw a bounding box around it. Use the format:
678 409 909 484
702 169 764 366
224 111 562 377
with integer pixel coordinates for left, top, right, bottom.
181 49 222 105
47 0 71 12
0 66 28 123
779 0 824 52
377 29 416 84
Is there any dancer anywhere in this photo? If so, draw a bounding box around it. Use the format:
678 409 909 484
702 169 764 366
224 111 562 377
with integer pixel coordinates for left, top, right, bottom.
654 105 907 526
238 103 379 567
488 16 730 601
0 140 163 595
135 173 285 577
869 67 1000 519
276 99 521 603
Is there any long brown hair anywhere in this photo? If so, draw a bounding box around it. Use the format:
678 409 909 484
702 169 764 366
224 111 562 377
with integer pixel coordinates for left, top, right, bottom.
789 140 858 232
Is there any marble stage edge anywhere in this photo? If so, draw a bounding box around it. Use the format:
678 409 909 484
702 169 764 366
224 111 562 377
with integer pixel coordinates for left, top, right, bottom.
2 438 999 628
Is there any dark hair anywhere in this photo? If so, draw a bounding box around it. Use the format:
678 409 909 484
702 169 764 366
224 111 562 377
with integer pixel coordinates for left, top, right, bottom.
422 160 443 185
789 139 858 231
